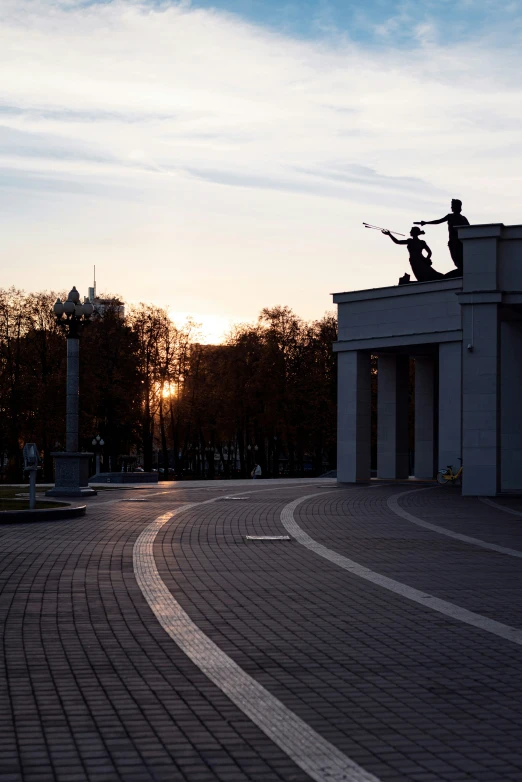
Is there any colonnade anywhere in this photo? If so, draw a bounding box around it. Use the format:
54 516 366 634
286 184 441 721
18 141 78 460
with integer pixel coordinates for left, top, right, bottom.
337 342 462 483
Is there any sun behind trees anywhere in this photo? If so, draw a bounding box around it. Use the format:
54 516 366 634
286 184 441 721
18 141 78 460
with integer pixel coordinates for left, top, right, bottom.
0 291 337 482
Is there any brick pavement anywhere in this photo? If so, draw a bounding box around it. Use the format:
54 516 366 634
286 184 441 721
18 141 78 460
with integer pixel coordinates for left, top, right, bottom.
1 481 522 781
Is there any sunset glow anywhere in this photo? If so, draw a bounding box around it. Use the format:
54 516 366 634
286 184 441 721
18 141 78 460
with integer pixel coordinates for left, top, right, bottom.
161 382 177 399
3 0 521 330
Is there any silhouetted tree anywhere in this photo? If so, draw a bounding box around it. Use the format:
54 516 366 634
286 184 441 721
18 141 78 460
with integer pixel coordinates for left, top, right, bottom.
0 288 338 482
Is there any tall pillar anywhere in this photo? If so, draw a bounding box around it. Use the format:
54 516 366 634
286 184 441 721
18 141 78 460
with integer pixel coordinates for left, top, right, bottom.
501 321 522 492
66 336 79 453
337 350 371 483
459 225 502 496
377 354 409 479
461 303 500 496
438 342 461 473
414 357 435 479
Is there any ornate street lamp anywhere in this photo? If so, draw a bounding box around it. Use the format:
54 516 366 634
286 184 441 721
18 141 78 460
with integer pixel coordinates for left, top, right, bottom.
46 286 97 497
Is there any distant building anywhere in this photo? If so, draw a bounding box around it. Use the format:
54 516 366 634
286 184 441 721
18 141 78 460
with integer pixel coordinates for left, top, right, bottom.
85 271 125 318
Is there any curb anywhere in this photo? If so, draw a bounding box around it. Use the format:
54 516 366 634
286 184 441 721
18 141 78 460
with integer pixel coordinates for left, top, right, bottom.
0 504 87 524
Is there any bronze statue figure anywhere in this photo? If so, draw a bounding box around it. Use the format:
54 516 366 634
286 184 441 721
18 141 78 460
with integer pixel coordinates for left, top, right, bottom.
415 199 469 273
382 226 444 283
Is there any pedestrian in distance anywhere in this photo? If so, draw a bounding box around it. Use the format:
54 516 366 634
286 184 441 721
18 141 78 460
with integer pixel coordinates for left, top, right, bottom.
251 463 262 479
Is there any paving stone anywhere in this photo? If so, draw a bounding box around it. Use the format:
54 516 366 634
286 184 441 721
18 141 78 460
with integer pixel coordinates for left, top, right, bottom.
1 482 522 781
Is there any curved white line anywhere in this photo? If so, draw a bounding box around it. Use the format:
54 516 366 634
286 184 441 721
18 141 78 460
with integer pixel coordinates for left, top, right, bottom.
134 495 381 782
479 497 522 518
282 494 522 647
387 488 522 559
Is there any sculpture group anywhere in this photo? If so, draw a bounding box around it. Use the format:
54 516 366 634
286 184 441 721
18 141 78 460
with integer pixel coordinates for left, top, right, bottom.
380 199 469 283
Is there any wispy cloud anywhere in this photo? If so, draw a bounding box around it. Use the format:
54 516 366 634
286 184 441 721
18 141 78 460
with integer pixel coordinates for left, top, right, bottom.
1 0 522 333
292 163 443 197
183 163 444 211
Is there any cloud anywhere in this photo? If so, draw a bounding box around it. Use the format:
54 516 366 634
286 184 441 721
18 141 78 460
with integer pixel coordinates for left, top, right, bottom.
1 0 522 333
0 103 178 123
0 124 119 164
1 1 520 183
292 163 443 198
183 163 444 212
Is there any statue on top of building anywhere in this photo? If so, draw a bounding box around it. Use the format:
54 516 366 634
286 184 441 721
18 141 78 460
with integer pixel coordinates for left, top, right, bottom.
415 199 469 275
381 226 444 283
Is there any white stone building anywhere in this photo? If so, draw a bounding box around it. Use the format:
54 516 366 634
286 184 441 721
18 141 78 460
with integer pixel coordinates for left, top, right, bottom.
333 223 522 496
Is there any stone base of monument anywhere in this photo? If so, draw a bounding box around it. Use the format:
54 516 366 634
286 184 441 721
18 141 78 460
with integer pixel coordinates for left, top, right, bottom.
46 452 98 497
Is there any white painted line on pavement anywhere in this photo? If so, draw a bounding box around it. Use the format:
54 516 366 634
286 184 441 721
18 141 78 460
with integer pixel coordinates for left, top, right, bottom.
387 488 522 559
134 497 381 782
282 494 522 647
479 497 522 518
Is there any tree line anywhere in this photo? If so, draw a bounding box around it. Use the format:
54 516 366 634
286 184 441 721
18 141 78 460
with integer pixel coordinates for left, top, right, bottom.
0 288 337 481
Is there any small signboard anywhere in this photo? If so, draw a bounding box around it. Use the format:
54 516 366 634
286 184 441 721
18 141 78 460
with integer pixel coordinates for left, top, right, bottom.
23 443 39 470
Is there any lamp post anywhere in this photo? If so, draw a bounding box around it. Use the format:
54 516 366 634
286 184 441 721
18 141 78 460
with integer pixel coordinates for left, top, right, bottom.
46 286 97 497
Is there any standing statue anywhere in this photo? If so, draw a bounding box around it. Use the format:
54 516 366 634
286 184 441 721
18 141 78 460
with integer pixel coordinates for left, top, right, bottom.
416 199 469 274
382 227 444 282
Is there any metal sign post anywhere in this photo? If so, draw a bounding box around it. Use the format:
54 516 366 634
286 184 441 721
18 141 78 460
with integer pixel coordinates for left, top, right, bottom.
23 443 39 510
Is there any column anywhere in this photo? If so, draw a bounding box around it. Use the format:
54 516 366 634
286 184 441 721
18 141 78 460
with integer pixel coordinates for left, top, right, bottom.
461 303 500 496
337 350 371 483
377 354 409 479
501 321 522 492
66 335 79 452
47 333 96 497
438 342 462 473
459 225 502 496
460 224 501 293
414 357 435 479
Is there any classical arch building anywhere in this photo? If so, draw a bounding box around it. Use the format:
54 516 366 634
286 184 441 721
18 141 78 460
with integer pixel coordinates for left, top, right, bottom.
333 224 522 496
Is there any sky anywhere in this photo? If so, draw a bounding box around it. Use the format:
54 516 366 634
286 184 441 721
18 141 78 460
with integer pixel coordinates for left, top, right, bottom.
2 0 522 342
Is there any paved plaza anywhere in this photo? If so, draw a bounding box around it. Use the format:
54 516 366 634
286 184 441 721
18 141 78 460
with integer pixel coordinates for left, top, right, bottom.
2 479 522 782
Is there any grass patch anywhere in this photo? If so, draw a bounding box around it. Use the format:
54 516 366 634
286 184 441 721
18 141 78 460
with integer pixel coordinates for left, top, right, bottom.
0 485 52 499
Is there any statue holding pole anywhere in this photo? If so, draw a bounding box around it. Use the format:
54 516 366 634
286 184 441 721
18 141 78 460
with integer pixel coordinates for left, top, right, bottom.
381 226 444 283
415 198 469 275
